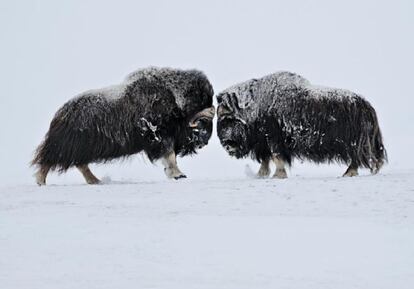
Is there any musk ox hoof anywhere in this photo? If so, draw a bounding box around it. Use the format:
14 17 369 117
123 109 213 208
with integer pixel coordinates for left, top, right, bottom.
257 167 270 178
35 174 46 186
370 161 383 175
36 179 46 186
86 178 101 185
174 174 187 180
34 168 49 186
273 169 288 179
370 168 379 175
164 167 186 180
343 169 358 177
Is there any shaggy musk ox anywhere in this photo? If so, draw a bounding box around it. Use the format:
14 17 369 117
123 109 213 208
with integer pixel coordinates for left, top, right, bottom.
216 71 386 178
32 67 215 185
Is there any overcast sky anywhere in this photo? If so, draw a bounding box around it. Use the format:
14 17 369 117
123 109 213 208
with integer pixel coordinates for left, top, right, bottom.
1 0 413 184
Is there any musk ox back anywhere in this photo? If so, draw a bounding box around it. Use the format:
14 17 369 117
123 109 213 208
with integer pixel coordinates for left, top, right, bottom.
32 67 215 185
216 71 386 178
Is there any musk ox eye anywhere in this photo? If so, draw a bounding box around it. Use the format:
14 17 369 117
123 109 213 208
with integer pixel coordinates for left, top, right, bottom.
194 118 213 132
196 118 208 125
224 140 238 148
191 128 203 137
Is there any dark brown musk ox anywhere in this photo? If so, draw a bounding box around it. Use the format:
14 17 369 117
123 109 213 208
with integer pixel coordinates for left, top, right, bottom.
216 71 386 178
32 67 215 185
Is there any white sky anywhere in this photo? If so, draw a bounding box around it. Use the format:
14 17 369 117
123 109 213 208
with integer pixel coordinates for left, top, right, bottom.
1 0 413 184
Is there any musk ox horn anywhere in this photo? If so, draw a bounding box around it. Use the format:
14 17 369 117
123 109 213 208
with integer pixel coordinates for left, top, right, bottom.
217 105 233 117
189 106 215 127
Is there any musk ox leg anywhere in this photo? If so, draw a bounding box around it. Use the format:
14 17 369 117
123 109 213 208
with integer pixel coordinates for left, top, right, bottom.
76 165 101 184
272 155 288 179
370 159 384 175
35 165 50 186
257 159 271 178
343 162 359 177
162 151 187 180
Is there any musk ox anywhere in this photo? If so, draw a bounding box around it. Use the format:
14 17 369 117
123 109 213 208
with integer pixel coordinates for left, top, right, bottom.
32 67 215 185
216 71 386 178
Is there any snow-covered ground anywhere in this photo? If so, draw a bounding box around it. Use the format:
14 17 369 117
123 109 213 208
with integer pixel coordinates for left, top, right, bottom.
1 167 414 289
2 1 414 288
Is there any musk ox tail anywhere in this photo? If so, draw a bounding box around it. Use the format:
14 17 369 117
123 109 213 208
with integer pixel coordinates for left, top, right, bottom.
31 114 94 172
31 140 45 168
356 104 387 174
31 139 58 171
31 117 69 172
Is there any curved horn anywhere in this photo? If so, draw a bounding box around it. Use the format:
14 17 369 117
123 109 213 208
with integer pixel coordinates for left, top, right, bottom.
217 92 238 118
189 106 215 127
217 105 232 117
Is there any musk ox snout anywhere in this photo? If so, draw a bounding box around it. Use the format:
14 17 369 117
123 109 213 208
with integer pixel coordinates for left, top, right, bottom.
188 120 213 149
186 105 215 149
217 118 249 158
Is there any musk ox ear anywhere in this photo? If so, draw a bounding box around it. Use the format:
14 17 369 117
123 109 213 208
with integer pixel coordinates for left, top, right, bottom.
189 106 215 127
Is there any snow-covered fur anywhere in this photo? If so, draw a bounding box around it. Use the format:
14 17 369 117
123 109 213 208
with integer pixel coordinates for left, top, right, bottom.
216 71 387 173
32 67 214 172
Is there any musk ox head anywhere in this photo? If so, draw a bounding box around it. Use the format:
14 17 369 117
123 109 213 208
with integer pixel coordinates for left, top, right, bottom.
177 106 215 155
184 78 215 150
216 92 250 158
188 106 215 148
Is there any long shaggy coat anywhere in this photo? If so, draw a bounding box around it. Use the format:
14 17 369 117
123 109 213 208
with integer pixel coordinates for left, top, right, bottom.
32 67 214 172
216 71 386 173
